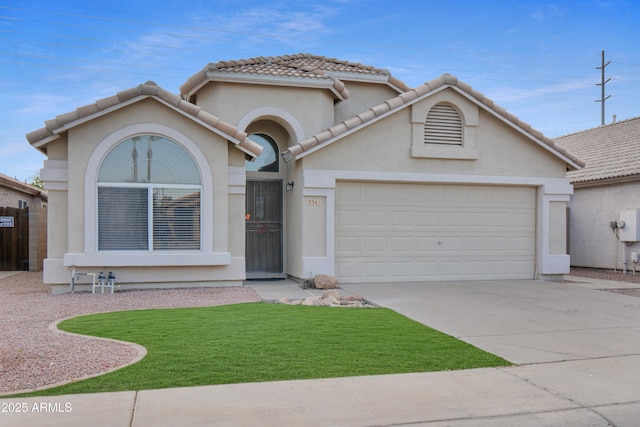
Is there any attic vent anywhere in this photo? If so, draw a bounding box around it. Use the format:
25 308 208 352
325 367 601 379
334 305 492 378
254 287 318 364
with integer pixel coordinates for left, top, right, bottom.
424 104 462 145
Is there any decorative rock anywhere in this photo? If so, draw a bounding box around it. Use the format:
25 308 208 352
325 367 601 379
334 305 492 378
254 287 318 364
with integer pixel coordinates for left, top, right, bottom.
314 274 338 289
325 295 341 306
275 289 375 308
302 296 321 306
322 290 340 299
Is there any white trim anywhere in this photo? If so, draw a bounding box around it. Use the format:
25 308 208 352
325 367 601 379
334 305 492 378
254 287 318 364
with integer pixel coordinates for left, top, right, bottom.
84 124 216 263
228 166 247 194
40 160 69 191
304 168 573 192
64 252 231 267
237 107 305 145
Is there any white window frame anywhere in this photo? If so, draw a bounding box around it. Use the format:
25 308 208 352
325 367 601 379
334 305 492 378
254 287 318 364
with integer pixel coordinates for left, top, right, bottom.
66 124 230 267
97 182 202 252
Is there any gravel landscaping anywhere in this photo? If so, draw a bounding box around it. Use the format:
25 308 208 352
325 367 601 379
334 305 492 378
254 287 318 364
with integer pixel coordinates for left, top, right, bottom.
568 267 640 298
0 272 261 395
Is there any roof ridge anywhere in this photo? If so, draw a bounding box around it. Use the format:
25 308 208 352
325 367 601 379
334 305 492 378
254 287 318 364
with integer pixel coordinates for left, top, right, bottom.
555 115 640 139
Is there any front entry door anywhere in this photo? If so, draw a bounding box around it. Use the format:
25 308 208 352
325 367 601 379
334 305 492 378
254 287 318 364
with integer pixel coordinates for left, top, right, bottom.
245 180 284 277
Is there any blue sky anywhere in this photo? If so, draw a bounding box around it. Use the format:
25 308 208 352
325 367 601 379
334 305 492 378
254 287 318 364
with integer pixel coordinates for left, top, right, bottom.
1 0 639 183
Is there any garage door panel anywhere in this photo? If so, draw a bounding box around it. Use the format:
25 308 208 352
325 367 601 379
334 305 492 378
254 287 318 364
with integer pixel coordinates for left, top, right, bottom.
391 211 413 226
390 236 414 252
335 182 536 283
362 236 387 253
336 209 361 227
362 211 387 227
336 235 360 255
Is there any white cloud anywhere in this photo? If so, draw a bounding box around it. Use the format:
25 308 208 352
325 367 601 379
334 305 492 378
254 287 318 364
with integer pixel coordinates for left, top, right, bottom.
487 77 594 102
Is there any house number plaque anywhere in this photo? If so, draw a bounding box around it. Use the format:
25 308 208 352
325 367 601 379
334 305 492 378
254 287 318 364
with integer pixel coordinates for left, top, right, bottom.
306 199 322 206
0 217 14 227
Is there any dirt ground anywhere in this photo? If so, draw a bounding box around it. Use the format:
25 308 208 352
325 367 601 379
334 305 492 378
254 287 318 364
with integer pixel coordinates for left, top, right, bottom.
568 267 640 298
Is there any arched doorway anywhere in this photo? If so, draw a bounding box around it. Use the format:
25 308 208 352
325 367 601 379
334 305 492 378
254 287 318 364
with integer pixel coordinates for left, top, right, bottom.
245 133 285 278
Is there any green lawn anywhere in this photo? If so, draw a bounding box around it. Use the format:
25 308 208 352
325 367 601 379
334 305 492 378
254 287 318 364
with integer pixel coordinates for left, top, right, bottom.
12 302 510 397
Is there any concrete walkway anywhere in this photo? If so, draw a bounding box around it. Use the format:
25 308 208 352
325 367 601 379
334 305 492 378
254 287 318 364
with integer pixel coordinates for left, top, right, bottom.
2 277 640 426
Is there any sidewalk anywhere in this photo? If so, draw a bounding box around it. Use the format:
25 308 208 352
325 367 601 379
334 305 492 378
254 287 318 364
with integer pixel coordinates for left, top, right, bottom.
2 277 640 426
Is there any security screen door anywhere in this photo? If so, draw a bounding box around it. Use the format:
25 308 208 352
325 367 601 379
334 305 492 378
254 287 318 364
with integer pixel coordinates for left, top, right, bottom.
245 180 283 276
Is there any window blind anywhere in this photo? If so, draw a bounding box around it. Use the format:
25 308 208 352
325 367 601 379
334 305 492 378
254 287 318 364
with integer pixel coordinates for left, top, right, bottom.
98 187 149 250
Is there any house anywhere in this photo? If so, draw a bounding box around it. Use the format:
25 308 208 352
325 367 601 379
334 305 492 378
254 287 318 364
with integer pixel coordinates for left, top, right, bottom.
555 116 640 271
0 173 47 271
26 53 583 292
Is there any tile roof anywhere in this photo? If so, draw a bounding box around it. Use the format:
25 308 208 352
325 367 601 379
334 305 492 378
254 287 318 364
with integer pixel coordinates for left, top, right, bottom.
555 116 640 185
0 173 47 200
180 53 411 100
26 81 262 158
282 73 585 170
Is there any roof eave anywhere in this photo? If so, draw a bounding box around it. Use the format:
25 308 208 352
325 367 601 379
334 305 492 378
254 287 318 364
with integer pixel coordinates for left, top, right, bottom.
571 173 640 188
182 72 347 101
26 87 262 159
445 86 584 171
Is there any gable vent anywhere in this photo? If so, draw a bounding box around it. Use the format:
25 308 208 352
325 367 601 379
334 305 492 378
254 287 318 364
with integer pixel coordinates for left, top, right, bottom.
424 104 462 145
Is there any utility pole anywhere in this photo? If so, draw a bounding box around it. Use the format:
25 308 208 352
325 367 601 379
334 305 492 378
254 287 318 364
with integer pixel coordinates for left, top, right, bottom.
596 50 611 126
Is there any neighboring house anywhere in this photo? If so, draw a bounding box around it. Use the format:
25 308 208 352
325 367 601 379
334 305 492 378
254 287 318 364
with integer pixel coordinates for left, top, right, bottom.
0 173 47 209
0 173 47 271
556 116 640 271
26 53 582 291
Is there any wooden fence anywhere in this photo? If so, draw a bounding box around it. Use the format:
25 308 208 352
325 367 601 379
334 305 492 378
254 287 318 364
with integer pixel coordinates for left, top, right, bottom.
0 206 29 271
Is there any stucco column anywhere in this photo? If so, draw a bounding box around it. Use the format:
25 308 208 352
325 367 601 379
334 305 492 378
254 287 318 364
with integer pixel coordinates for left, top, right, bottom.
537 182 573 279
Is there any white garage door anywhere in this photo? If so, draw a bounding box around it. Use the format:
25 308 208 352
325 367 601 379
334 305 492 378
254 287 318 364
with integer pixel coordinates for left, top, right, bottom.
335 182 536 282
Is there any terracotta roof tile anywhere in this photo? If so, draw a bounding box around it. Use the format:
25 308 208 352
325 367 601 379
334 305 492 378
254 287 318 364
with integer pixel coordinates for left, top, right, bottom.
555 116 640 184
180 53 411 99
26 81 262 158
282 73 585 170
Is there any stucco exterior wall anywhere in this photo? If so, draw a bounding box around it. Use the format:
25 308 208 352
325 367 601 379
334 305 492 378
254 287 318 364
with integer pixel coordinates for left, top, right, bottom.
196 83 335 138
568 181 640 270
333 82 400 125
304 95 567 179
41 99 245 286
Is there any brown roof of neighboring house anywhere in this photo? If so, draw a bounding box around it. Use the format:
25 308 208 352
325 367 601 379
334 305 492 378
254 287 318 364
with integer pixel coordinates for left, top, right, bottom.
555 116 640 185
282 73 585 170
180 53 411 100
26 81 263 159
0 173 47 201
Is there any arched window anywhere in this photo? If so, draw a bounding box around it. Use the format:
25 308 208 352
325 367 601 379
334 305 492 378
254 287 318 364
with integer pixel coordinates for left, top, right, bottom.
97 135 201 251
424 103 463 145
245 134 279 172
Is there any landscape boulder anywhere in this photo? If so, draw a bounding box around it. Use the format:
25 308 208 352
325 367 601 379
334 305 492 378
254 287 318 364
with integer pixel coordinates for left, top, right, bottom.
314 274 338 289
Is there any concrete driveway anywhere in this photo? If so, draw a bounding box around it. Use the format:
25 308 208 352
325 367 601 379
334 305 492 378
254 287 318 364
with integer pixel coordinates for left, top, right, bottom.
342 278 640 365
